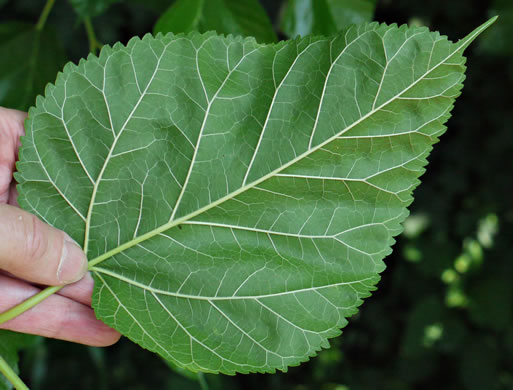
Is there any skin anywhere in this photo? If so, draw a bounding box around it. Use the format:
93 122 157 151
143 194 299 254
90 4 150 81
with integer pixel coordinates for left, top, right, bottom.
0 107 120 347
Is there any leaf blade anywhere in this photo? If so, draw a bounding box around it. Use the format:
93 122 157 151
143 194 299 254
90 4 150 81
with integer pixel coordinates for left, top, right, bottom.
16 19 496 374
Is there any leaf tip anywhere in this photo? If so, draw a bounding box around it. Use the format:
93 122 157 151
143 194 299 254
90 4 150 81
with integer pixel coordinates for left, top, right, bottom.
457 16 499 51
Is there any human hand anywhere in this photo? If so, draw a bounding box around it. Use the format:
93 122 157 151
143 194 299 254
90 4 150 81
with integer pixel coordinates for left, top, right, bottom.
0 107 120 346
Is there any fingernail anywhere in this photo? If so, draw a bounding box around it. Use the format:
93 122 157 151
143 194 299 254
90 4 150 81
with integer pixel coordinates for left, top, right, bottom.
57 235 88 284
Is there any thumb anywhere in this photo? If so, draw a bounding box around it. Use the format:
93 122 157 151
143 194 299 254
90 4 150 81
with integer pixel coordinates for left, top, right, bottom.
0 204 88 285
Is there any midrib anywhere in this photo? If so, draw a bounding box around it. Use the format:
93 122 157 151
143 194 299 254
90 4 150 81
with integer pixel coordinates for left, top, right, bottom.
91 265 375 300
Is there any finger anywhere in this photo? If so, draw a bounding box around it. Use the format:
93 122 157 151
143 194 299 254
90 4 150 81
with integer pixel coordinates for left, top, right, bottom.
0 107 26 204
1 269 95 307
58 272 95 306
7 183 18 206
1 269 94 307
0 275 120 346
0 204 88 286
0 107 26 141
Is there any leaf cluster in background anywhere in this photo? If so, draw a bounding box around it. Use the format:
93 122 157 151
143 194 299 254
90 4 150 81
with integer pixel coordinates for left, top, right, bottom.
0 0 512 389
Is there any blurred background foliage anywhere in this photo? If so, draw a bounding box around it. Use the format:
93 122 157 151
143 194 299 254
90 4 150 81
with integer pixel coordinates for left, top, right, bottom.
0 0 512 389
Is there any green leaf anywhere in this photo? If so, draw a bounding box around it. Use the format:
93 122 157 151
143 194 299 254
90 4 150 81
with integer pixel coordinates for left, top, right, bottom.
16 18 496 374
280 0 377 38
153 0 277 43
0 331 36 390
326 0 377 29
0 21 30 41
68 0 120 18
0 23 67 111
153 0 203 36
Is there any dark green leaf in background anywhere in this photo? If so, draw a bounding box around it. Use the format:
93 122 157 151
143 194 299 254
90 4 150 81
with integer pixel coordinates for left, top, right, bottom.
16 18 495 374
0 23 67 111
153 0 277 43
0 331 36 390
326 0 377 27
280 0 377 38
153 0 203 36
68 0 120 18
0 21 29 41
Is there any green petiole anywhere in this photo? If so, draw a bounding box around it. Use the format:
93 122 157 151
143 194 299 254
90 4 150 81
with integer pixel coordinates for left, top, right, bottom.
0 355 29 390
0 285 63 325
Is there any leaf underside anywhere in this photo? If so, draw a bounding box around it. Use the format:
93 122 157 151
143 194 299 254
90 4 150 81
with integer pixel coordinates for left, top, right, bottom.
16 20 494 374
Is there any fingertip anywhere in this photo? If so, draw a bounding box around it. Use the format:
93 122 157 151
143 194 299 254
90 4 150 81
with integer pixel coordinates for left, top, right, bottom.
94 326 122 347
66 305 122 347
57 235 89 284
0 205 87 286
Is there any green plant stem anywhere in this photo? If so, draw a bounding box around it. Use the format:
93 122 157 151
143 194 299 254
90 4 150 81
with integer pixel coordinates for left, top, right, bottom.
0 286 62 325
84 17 102 54
0 355 29 390
198 372 209 390
24 0 56 108
35 0 56 31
